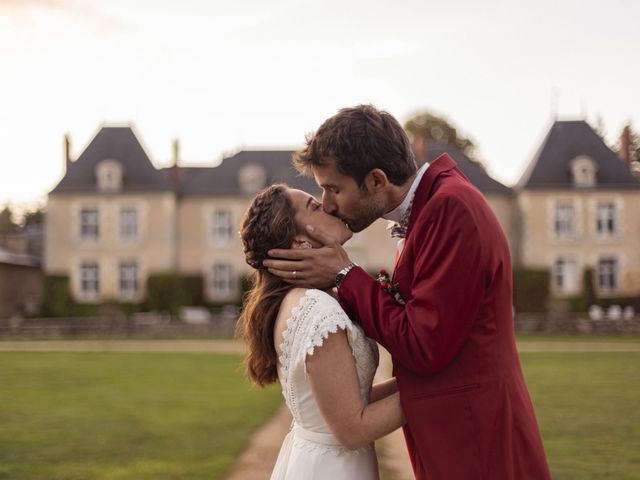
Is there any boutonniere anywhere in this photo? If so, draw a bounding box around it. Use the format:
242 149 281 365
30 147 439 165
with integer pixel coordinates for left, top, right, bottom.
376 269 406 305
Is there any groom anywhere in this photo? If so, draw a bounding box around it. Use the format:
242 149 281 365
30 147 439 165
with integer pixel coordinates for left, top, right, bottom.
264 105 551 479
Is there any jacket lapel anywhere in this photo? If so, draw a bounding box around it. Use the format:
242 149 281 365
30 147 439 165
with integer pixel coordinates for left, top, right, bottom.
392 153 458 279
405 153 457 238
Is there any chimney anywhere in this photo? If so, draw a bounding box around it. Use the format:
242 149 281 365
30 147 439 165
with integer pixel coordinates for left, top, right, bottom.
170 138 181 188
412 132 429 166
619 126 631 168
64 133 72 171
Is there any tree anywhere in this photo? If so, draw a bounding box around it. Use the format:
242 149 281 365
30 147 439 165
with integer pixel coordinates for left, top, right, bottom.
404 111 477 159
617 124 640 179
627 126 640 178
21 206 45 228
404 111 486 171
0 204 19 234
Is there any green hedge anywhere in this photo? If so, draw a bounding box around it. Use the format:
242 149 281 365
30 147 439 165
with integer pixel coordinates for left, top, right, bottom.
43 274 206 317
565 269 640 312
42 276 99 317
145 274 205 314
513 268 550 313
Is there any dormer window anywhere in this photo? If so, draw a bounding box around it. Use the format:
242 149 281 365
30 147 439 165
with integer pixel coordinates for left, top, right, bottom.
239 164 267 195
96 159 123 192
569 156 597 188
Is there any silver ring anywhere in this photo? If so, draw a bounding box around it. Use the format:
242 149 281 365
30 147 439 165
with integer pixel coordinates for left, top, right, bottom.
292 270 297 279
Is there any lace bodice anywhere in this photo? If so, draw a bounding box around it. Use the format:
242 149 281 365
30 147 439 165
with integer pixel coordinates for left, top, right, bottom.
277 289 379 436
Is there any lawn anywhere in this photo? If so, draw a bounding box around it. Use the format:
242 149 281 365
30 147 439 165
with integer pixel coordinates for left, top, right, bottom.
0 352 281 480
520 351 640 480
1 346 639 480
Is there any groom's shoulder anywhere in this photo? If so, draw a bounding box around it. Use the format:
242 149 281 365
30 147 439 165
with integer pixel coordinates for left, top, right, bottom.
426 180 478 213
429 172 488 211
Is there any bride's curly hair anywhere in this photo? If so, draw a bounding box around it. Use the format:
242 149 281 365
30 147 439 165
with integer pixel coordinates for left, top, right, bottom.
238 184 298 387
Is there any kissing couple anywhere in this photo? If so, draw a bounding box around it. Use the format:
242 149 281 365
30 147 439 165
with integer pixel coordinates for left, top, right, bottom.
238 105 552 480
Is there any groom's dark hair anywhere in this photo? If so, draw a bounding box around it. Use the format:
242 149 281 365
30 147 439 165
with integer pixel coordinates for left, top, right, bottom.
293 104 417 186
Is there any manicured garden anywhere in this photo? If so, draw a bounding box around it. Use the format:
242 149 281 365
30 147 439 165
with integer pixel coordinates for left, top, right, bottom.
520 349 640 479
1 340 638 479
0 352 281 480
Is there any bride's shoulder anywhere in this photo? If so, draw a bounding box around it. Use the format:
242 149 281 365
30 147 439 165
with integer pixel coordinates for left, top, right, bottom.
282 287 310 306
283 288 337 309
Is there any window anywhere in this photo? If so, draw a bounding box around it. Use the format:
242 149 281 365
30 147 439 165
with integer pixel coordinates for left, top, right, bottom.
80 262 99 297
212 263 234 296
96 159 123 192
119 261 138 297
596 202 616 236
598 258 618 292
553 258 578 293
80 208 99 240
554 204 575 237
570 156 597 187
239 163 267 194
120 209 138 241
213 210 233 244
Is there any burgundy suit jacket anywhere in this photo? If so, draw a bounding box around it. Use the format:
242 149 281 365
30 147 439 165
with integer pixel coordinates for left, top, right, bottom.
338 154 551 480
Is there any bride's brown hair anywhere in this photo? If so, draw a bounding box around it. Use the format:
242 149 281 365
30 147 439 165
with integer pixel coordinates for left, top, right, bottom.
238 184 298 386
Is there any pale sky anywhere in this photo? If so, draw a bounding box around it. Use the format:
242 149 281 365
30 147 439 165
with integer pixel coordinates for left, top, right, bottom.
1 0 638 212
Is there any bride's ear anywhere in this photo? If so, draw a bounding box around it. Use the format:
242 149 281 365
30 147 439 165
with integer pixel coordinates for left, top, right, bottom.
292 236 313 250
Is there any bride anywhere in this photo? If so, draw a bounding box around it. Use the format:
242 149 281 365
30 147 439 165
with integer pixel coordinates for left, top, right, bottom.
238 184 405 479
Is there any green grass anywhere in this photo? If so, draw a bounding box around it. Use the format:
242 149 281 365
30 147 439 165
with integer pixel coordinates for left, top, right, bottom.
521 351 640 479
0 352 281 480
2 345 639 480
517 334 640 343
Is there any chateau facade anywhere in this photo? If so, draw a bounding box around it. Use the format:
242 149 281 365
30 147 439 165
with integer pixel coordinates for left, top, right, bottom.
45 121 640 306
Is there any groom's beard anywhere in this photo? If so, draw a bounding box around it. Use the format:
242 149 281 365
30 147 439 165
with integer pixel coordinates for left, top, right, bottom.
340 194 386 233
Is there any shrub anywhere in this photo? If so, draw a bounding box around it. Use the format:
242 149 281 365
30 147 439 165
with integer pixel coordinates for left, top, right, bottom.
145 274 204 315
513 268 550 313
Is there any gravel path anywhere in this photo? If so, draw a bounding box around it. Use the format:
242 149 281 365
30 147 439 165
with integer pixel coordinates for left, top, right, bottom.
225 405 292 480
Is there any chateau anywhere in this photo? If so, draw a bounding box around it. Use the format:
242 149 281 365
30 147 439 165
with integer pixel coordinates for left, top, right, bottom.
45 120 640 307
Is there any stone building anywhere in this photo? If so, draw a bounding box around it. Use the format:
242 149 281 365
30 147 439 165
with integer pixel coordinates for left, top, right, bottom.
45 120 639 308
0 246 41 317
516 120 640 298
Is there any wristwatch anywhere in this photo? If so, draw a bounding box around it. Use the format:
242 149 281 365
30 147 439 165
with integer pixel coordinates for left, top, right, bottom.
335 262 359 288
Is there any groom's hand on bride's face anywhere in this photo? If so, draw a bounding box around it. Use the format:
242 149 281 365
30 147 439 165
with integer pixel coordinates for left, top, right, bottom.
263 225 351 289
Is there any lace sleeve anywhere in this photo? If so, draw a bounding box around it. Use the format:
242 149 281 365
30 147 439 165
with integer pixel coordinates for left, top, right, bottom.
301 292 355 358
284 289 356 364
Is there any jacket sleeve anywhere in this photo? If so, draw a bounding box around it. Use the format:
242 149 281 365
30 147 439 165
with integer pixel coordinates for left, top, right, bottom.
338 194 486 376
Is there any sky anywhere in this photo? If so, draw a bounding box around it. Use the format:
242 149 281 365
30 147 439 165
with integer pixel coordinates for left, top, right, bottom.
1 0 639 213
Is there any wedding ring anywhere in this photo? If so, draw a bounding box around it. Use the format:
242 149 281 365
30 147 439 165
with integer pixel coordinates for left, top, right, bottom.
292 270 297 279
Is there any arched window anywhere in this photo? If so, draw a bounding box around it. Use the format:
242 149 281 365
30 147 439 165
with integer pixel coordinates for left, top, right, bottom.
239 163 267 195
96 159 123 192
569 156 597 188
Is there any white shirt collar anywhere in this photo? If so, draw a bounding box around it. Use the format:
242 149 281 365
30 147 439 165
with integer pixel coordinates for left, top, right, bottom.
383 162 430 223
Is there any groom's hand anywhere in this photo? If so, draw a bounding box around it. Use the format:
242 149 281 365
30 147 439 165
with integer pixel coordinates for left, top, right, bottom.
263 225 352 289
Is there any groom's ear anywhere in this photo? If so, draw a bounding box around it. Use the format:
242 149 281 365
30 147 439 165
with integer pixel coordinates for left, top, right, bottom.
364 168 389 193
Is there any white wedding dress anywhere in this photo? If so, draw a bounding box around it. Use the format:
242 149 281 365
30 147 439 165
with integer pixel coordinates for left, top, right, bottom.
271 289 380 479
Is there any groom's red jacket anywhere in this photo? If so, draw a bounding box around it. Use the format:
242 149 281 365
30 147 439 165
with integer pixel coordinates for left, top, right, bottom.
338 154 551 480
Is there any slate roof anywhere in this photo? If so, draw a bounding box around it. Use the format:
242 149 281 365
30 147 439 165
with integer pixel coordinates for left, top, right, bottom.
426 142 512 195
0 246 40 267
50 126 511 198
51 126 170 194
174 150 321 197
517 120 640 190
